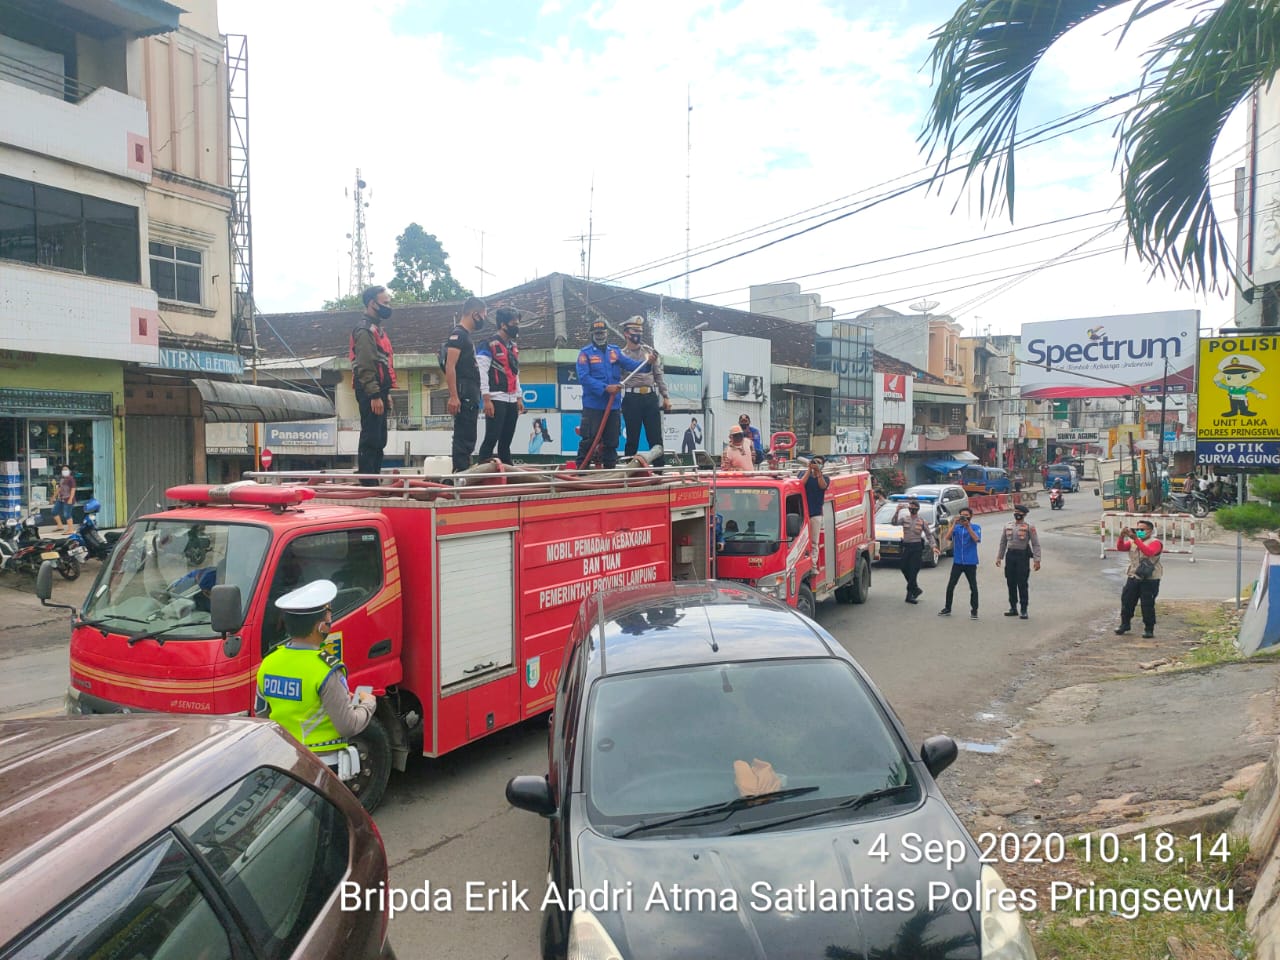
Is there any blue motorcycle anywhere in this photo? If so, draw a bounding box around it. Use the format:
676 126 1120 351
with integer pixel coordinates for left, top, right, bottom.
65 498 113 563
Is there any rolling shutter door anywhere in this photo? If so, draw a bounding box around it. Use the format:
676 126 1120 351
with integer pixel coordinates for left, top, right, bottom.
438 532 515 687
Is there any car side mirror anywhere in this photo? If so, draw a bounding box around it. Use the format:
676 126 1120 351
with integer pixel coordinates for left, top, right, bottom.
785 513 803 538
920 735 958 778
1093 488 1100 496
35 561 78 614
506 775 556 816
210 584 245 634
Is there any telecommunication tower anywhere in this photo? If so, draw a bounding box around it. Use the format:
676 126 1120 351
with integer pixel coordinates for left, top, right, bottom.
225 34 255 355
347 170 374 296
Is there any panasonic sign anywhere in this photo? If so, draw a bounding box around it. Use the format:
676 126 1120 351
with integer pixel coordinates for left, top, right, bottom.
1018 311 1198 400
265 420 337 447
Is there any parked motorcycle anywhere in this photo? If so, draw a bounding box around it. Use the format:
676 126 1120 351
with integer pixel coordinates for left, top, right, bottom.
0 515 80 580
65 498 112 563
1166 491 1210 518
1049 487 1064 510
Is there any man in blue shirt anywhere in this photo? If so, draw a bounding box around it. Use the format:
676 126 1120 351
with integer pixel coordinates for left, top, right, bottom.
938 506 982 619
575 319 653 469
738 414 764 464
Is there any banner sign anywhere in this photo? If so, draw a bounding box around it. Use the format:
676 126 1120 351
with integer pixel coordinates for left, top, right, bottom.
520 384 556 409
881 374 907 401
1018 311 1197 399
1056 430 1100 443
1196 335 1280 465
265 420 337 447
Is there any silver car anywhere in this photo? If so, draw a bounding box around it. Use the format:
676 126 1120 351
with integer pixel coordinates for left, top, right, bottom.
905 483 970 516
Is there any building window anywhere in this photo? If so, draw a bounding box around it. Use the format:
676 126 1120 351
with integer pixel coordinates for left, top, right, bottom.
150 241 203 304
0 174 139 283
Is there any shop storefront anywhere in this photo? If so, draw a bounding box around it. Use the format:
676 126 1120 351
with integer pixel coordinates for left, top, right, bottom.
0 386 120 526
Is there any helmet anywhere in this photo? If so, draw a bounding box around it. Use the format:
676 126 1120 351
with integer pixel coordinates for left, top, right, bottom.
84 498 101 515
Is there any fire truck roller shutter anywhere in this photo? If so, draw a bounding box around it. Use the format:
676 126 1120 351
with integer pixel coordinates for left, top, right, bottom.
438 531 516 687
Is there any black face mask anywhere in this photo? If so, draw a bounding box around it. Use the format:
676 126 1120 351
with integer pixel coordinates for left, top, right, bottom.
505 325 519 338
627 333 642 343
472 313 486 331
909 508 919 514
592 332 608 346
375 303 392 321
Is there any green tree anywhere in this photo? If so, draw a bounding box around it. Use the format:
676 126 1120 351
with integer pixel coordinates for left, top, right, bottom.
322 293 363 311
388 223 472 303
1215 473 1280 534
921 0 1280 292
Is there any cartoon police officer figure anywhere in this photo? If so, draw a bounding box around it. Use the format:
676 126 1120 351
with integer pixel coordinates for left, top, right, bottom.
1214 354 1267 418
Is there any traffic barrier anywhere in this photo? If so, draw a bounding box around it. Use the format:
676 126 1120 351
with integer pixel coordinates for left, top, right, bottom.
1099 511 1198 562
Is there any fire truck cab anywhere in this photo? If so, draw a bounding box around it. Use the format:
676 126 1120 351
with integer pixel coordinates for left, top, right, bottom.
712 463 876 618
61 474 712 810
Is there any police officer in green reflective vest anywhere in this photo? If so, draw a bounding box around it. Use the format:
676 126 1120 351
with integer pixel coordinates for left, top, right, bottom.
255 579 374 765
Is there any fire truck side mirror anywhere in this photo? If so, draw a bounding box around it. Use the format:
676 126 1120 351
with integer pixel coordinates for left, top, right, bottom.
506 775 556 816
785 513 803 539
35 561 53 602
210 584 245 634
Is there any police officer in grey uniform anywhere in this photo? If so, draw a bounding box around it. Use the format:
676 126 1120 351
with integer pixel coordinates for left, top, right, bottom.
995 503 1042 619
892 496 937 604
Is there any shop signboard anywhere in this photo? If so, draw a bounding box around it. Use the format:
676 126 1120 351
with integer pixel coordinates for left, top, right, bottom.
1196 335 1280 467
1018 311 1197 399
0 388 113 418
264 420 338 448
520 384 556 409
150 348 244 375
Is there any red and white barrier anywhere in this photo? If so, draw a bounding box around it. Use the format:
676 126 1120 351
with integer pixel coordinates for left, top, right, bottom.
1099 511 1198 562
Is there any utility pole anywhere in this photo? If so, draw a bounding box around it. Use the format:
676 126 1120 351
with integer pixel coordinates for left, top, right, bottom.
685 84 692 300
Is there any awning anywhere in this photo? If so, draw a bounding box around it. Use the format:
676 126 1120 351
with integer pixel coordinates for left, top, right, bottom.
193 379 334 424
953 450 980 462
924 459 969 473
53 0 183 37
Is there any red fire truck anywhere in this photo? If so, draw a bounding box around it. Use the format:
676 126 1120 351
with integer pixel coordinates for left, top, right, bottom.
57 473 712 809
712 463 877 617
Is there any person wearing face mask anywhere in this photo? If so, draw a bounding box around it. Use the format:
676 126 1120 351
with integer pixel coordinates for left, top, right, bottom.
349 286 397 486
619 317 670 467
52 463 76 532
476 307 525 465
721 425 754 470
255 579 375 766
443 296 488 473
1115 520 1164 637
738 414 764 465
575 319 653 469
891 496 937 603
996 503 1041 619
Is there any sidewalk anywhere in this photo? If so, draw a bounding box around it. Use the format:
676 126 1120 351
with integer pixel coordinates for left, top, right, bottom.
0 575 82 718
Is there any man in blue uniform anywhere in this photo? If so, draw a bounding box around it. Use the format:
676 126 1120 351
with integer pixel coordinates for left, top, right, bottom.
575 319 653 469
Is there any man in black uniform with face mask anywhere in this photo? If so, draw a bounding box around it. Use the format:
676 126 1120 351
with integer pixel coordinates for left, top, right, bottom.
443 296 487 473
349 286 396 485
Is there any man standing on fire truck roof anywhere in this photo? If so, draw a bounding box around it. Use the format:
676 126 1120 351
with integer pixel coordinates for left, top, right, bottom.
255 579 375 766
575 319 653 469
349 285 396 486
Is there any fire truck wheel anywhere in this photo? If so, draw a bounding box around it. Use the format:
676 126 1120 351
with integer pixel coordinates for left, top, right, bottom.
349 715 392 813
849 556 870 604
796 583 816 619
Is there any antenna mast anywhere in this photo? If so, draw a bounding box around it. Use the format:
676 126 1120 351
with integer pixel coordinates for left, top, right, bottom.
347 169 373 296
685 85 691 300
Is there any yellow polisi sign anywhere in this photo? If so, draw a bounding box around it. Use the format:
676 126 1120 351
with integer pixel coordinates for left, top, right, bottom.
1197 336 1280 467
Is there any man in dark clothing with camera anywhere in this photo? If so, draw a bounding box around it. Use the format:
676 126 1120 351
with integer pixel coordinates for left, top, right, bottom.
349 285 396 486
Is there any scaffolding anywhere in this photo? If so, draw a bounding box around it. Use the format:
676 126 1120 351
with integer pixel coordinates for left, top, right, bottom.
225 33 256 360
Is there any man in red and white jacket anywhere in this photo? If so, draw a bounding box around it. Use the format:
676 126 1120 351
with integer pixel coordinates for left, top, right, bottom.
476 308 524 464
1115 520 1163 638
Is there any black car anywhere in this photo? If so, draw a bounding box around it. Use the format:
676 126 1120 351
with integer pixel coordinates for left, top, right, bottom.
507 582 1037 960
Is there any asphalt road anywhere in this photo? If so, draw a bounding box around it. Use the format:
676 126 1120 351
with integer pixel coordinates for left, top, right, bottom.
0 488 1254 959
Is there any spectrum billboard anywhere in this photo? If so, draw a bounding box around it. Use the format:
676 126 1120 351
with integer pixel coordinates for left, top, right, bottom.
1018 311 1198 399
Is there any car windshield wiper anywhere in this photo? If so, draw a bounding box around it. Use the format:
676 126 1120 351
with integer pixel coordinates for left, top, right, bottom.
126 618 210 647
728 783 914 835
78 614 149 637
613 786 819 838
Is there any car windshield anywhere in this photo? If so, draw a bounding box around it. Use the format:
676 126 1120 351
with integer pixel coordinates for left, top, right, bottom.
81 520 269 639
716 488 781 556
875 502 936 525
584 659 916 833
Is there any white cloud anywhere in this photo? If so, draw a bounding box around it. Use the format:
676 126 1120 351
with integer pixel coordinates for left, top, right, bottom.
216 0 1237 335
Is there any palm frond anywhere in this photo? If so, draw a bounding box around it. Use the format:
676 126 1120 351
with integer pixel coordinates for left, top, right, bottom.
921 0 1134 215
1121 0 1280 291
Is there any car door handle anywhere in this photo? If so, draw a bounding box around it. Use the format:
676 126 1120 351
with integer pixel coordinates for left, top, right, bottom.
464 661 497 675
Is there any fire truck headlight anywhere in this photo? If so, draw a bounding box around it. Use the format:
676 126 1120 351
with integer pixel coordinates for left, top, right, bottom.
753 572 788 600
567 908 625 960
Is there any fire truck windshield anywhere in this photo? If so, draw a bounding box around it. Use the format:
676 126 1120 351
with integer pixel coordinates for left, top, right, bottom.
716 488 781 556
81 519 269 639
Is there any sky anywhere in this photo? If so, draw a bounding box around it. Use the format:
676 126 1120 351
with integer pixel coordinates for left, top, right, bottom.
216 0 1246 336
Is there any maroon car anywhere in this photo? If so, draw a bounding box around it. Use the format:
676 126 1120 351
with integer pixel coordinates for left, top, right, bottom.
0 715 395 959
